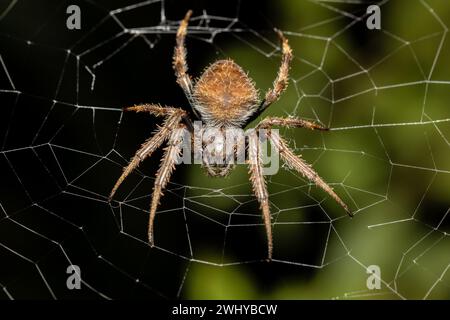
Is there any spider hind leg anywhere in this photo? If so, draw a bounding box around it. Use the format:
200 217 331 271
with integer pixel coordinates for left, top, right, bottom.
268 130 352 217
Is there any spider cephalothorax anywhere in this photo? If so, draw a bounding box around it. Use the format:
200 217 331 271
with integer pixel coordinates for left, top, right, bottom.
109 10 352 261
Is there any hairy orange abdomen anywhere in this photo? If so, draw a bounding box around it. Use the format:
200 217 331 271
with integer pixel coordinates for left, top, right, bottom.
193 59 260 126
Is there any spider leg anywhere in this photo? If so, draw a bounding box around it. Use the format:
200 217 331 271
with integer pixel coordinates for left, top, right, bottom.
257 116 329 131
109 109 185 201
267 130 352 217
248 131 273 261
124 103 185 117
262 30 293 111
173 11 195 100
243 30 293 127
148 126 185 246
126 103 194 132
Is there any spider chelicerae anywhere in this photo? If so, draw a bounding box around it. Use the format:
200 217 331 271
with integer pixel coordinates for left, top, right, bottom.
109 10 352 261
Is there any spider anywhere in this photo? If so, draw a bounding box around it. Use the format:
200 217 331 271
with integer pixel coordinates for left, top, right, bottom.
109 10 352 261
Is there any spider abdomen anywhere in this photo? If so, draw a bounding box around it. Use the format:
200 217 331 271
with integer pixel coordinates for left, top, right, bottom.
193 59 260 126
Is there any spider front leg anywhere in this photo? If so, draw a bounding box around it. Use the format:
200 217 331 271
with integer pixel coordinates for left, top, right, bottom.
243 31 294 127
248 131 273 261
260 30 293 112
148 126 185 246
173 10 195 102
109 105 186 201
266 129 352 217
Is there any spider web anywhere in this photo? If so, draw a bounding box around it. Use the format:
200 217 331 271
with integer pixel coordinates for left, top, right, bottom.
0 0 449 299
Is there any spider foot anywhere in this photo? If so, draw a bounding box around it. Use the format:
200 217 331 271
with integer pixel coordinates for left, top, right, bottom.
346 208 354 218
312 123 330 131
184 9 193 21
148 236 155 247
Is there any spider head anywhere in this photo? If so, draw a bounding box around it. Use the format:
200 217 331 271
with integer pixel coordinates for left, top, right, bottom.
192 59 260 127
